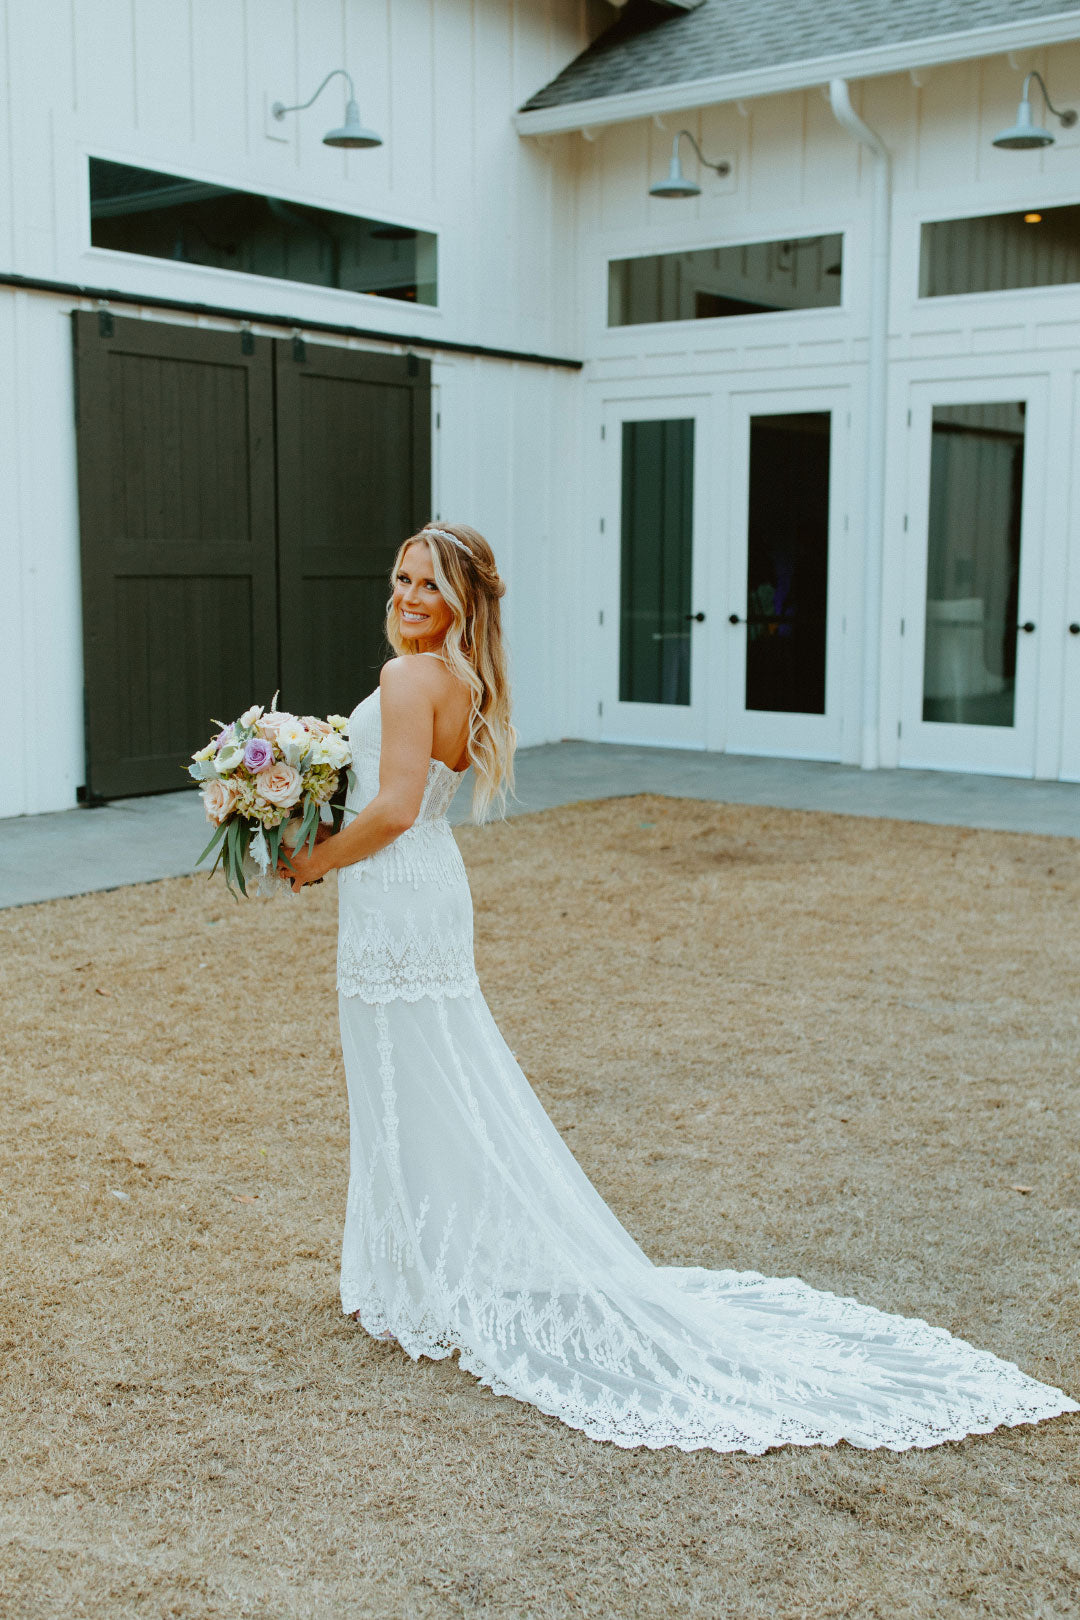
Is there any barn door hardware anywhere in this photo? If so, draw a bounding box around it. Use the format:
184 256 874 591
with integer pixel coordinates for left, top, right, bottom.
96 302 113 338
1017 621 1036 634
240 323 255 355
291 328 307 363
684 611 706 622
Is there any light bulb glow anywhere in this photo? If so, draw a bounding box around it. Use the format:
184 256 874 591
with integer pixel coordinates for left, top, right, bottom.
1024 211 1043 223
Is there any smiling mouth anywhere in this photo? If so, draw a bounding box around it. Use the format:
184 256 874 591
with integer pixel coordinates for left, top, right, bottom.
401 611 428 623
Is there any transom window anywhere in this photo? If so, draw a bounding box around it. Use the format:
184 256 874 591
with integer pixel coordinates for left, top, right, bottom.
608 234 843 327
920 204 1080 299
89 157 437 306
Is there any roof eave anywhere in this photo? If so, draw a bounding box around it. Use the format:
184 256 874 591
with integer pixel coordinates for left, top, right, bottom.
515 7 1080 134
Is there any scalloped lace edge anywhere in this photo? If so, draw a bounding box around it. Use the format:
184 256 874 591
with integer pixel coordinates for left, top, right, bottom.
341 1280 1080 1456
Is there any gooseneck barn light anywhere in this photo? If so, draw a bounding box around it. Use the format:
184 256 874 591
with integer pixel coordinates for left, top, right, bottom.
649 130 731 198
272 69 383 149
992 70 1077 150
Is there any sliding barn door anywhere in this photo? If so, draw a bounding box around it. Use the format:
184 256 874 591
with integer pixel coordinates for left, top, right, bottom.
73 313 278 798
274 342 431 718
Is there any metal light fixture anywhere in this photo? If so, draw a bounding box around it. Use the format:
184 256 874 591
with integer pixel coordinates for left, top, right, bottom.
272 69 382 149
649 130 731 198
992 70 1077 150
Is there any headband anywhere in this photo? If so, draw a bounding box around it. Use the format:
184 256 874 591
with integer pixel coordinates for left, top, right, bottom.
423 526 472 557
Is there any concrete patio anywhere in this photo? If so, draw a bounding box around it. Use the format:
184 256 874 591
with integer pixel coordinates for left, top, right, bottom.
2 740 1077 908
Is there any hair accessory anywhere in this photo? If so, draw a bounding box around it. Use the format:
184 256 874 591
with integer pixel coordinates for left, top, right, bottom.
423 526 471 556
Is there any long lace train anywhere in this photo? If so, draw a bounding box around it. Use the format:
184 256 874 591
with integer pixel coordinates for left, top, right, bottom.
339 987 1077 1454
336 680 1077 1454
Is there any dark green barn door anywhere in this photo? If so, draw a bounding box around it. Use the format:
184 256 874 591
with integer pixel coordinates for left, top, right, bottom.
274 342 431 718
74 313 278 797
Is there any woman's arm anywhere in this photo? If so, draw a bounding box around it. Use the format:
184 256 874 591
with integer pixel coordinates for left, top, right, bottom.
282 660 437 891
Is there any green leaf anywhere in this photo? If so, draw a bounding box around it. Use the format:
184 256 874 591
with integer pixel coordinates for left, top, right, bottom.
196 820 228 867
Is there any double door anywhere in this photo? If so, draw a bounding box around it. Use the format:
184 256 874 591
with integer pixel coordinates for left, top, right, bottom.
599 388 848 759
73 314 430 798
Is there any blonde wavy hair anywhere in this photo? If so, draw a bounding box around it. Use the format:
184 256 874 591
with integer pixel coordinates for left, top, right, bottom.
385 522 516 821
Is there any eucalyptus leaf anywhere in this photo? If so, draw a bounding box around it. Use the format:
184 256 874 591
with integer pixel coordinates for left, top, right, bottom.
196 820 229 867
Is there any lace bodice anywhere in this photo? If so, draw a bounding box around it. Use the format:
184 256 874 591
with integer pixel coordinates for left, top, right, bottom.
336 680 477 1003
345 686 467 826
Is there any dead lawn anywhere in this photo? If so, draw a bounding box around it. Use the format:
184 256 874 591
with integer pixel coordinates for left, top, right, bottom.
1 795 1078 1620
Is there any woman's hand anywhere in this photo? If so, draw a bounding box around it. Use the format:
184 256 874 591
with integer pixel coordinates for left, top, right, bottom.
279 836 331 893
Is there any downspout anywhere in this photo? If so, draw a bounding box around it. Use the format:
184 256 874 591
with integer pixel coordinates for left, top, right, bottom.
829 78 891 770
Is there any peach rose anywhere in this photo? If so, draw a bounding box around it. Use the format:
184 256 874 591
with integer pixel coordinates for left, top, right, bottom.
257 710 290 742
200 777 241 824
255 761 303 809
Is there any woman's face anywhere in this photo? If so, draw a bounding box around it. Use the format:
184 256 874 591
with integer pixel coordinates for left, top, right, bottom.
393 542 455 650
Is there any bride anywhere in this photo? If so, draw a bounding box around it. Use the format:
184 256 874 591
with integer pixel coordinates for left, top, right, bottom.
282 521 1077 1454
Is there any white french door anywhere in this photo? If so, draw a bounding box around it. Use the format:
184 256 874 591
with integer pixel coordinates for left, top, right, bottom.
720 389 849 759
598 395 715 747
899 375 1047 777
1061 374 1080 782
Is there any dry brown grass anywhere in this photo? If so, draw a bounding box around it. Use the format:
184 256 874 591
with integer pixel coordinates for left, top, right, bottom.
1 795 1078 1620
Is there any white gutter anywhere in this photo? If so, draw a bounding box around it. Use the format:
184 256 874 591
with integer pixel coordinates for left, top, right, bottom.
515 9 1080 134
829 78 890 773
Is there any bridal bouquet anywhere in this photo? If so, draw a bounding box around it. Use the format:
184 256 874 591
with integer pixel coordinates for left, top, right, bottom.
188 702 352 896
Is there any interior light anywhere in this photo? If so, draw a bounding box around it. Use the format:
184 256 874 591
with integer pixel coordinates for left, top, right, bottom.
1024 211 1043 223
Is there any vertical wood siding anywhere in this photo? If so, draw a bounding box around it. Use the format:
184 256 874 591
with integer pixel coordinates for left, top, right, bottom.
0 0 592 814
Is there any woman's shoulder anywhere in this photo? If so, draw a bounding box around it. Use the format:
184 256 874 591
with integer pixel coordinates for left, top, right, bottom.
380 653 443 688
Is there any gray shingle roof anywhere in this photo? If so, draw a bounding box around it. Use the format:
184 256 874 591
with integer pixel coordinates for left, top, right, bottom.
520 0 1080 113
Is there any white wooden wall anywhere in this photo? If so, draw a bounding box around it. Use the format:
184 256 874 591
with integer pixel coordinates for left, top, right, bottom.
0 0 594 817
565 46 1080 776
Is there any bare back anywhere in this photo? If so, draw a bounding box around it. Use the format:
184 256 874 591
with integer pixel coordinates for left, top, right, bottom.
415 651 472 772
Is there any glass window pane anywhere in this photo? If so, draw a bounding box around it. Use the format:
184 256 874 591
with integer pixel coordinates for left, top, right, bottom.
619 419 694 706
920 205 1080 298
922 402 1025 727
609 236 842 327
89 157 437 305
745 412 831 714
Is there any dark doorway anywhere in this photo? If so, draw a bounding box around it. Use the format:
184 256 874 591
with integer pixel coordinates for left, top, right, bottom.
744 411 831 715
73 312 430 799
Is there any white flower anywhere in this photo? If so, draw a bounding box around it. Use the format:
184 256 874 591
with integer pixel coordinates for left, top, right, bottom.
308 733 350 768
240 704 264 728
327 714 349 732
192 742 217 762
275 717 310 767
215 742 245 773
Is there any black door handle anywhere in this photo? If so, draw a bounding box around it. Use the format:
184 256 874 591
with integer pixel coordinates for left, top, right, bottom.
684 611 706 622
1017 621 1036 634
1070 622 1080 635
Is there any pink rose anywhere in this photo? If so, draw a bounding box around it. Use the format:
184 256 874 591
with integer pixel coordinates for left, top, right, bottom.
255 761 303 808
257 710 291 742
302 715 333 735
201 777 241 824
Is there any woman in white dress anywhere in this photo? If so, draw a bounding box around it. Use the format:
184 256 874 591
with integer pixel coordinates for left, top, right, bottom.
283 522 1077 1455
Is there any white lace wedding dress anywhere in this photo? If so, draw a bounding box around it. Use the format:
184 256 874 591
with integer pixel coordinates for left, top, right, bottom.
335 682 1077 1454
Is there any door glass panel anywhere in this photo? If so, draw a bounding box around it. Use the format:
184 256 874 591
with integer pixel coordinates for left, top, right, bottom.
745 412 830 713
619 419 694 705
922 402 1025 727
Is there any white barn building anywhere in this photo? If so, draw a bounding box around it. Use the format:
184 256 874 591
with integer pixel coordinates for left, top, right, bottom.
4 0 1080 818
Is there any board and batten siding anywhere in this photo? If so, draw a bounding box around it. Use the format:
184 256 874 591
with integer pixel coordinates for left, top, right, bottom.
565 50 1080 772
0 0 592 817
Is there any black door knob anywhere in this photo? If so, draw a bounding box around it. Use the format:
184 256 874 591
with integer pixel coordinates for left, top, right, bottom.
1017 621 1036 634
684 611 706 622
1070 622 1080 635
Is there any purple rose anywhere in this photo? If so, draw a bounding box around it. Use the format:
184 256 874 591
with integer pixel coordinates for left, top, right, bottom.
244 737 273 772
